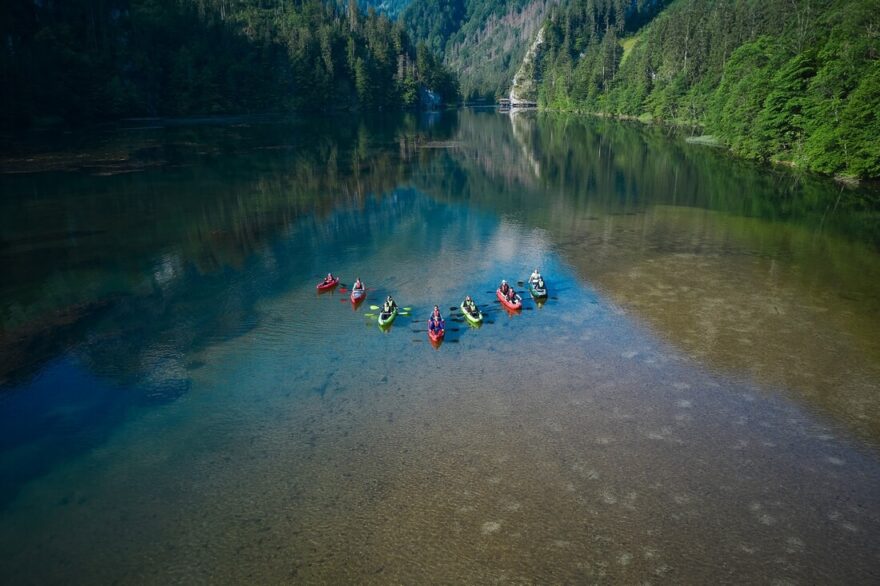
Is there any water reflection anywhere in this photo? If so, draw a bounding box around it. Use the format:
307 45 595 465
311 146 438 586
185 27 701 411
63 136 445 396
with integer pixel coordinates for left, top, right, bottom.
0 114 456 508
0 114 457 385
416 109 880 446
1 110 879 583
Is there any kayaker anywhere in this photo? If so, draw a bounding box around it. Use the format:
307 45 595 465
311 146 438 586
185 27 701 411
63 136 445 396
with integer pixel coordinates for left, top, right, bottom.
353 277 363 290
536 276 545 289
500 279 510 296
429 306 444 333
463 295 477 315
530 268 541 283
383 296 397 314
506 287 517 302
323 272 336 284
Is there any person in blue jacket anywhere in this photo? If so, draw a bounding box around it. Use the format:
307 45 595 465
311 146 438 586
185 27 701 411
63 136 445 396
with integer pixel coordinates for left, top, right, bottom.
428 305 444 333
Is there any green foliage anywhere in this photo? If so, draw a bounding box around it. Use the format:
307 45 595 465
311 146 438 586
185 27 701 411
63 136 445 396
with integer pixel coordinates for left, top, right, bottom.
531 0 880 180
0 0 457 129
709 37 786 158
753 52 816 159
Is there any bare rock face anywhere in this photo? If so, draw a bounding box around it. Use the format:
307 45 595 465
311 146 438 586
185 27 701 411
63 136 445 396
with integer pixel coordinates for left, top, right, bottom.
509 26 545 107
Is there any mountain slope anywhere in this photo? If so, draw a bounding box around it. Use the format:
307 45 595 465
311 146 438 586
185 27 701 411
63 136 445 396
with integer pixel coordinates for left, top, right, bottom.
446 0 558 100
531 0 879 179
402 0 555 100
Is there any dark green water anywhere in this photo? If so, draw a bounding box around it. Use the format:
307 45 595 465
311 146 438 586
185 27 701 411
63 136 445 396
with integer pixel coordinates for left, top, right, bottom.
1 110 879 583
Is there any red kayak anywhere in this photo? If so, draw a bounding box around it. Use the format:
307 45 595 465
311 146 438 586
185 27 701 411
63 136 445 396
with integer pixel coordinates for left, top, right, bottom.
428 318 445 343
350 286 365 304
316 276 339 291
497 288 522 310
428 326 445 343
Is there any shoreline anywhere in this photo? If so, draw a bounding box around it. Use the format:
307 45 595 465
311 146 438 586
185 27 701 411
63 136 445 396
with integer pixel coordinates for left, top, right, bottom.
531 106 875 187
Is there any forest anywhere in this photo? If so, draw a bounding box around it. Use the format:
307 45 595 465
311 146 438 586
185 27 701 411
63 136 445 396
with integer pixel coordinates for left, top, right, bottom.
0 0 457 129
2 0 877 179
535 0 879 179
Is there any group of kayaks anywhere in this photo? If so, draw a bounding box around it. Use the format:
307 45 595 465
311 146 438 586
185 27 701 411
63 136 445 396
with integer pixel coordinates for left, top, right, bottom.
316 272 548 346
317 275 366 304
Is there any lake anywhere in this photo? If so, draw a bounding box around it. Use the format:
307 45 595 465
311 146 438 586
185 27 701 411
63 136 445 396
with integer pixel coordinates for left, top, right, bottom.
1 110 879 583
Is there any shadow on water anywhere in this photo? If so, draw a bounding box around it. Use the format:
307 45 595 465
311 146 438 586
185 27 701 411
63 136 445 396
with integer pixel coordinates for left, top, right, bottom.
0 113 456 384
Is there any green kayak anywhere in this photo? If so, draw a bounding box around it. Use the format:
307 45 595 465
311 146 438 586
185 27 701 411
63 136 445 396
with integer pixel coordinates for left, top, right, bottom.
460 301 483 325
378 306 398 328
529 279 548 298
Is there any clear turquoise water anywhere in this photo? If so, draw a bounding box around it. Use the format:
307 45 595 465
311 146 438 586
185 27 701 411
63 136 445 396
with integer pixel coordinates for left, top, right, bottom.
1 110 879 583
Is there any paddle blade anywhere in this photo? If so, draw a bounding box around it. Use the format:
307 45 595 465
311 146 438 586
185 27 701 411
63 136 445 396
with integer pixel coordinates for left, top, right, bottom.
369 305 380 310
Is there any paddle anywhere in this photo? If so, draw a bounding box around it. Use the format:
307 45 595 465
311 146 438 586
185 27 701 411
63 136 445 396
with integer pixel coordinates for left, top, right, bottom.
369 305 412 311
